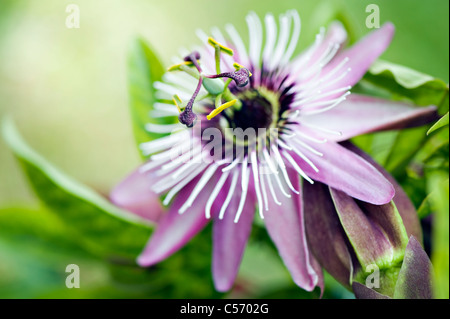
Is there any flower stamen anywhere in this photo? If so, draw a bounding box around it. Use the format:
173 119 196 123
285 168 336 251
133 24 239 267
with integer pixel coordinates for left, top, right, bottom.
167 60 201 72
172 94 183 113
207 99 237 120
207 37 234 56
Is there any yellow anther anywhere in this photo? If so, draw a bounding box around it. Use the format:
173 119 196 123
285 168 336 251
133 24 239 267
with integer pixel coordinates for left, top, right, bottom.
207 99 237 120
207 37 234 56
233 62 252 77
174 94 182 104
233 62 244 70
167 60 201 72
172 94 183 113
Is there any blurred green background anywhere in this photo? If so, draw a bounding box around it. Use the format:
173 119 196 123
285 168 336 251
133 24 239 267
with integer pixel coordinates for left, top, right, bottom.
0 0 448 299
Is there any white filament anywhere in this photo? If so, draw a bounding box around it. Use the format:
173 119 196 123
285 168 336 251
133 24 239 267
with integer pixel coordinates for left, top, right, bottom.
179 163 219 214
280 10 301 65
205 170 230 219
225 23 250 67
163 72 198 92
219 168 240 219
300 93 349 111
270 13 290 70
145 123 184 134
301 121 342 136
222 155 241 172
302 93 350 115
138 156 172 173
263 148 279 175
289 129 328 144
139 131 188 156
251 151 264 219
162 163 208 205
153 162 202 194
153 102 177 111
195 28 209 44
247 11 263 66
159 146 201 173
282 150 314 184
171 153 203 179
265 172 282 206
272 145 299 194
259 167 270 211
234 158 251 223
299 43 338 80
292 138 324 156
279 140 319 173
289 27 325 78
277 139 293 151
150 146 185 161
295 57 349 95
149 109 179 118
153 81 191 100
293 86 352 107
262 14 277 66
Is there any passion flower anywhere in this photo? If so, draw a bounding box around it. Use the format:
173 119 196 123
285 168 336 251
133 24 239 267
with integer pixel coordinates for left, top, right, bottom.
111 10 437 293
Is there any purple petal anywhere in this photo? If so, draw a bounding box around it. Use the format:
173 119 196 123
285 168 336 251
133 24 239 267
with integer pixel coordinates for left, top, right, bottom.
303 94 438 142
343 142 423 241
137 174 215 266
212 176 256 292
329 187 394 268
323 22 395 90
353 282 391 299
289 139 394 205
110 166 164 222
303 182 354 288
309 254 324 297
394 236 433 299
264 168 319 291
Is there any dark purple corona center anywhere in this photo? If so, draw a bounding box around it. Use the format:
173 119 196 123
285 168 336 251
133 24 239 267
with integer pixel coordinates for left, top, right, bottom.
229 90 273 131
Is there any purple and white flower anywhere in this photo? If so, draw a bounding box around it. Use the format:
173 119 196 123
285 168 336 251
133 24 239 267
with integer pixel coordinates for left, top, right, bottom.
111 11 437 293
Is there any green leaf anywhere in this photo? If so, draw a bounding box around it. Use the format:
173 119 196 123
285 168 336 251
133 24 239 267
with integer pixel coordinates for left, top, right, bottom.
393 115 449 215
107 224 224 298
428 112 449 135
0 205 87 256
128 38 176 159
0 238 111 298
415 126 449 165
428 173 450 299
2 117 153 260
365 60 449 110
383 126 429 177
0 206 113 298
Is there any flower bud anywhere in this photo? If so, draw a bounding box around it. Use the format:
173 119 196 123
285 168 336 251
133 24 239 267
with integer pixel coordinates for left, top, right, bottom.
303 143 430 298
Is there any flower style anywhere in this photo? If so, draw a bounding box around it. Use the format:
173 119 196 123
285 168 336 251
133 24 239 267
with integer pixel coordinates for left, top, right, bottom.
111 11 437 293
